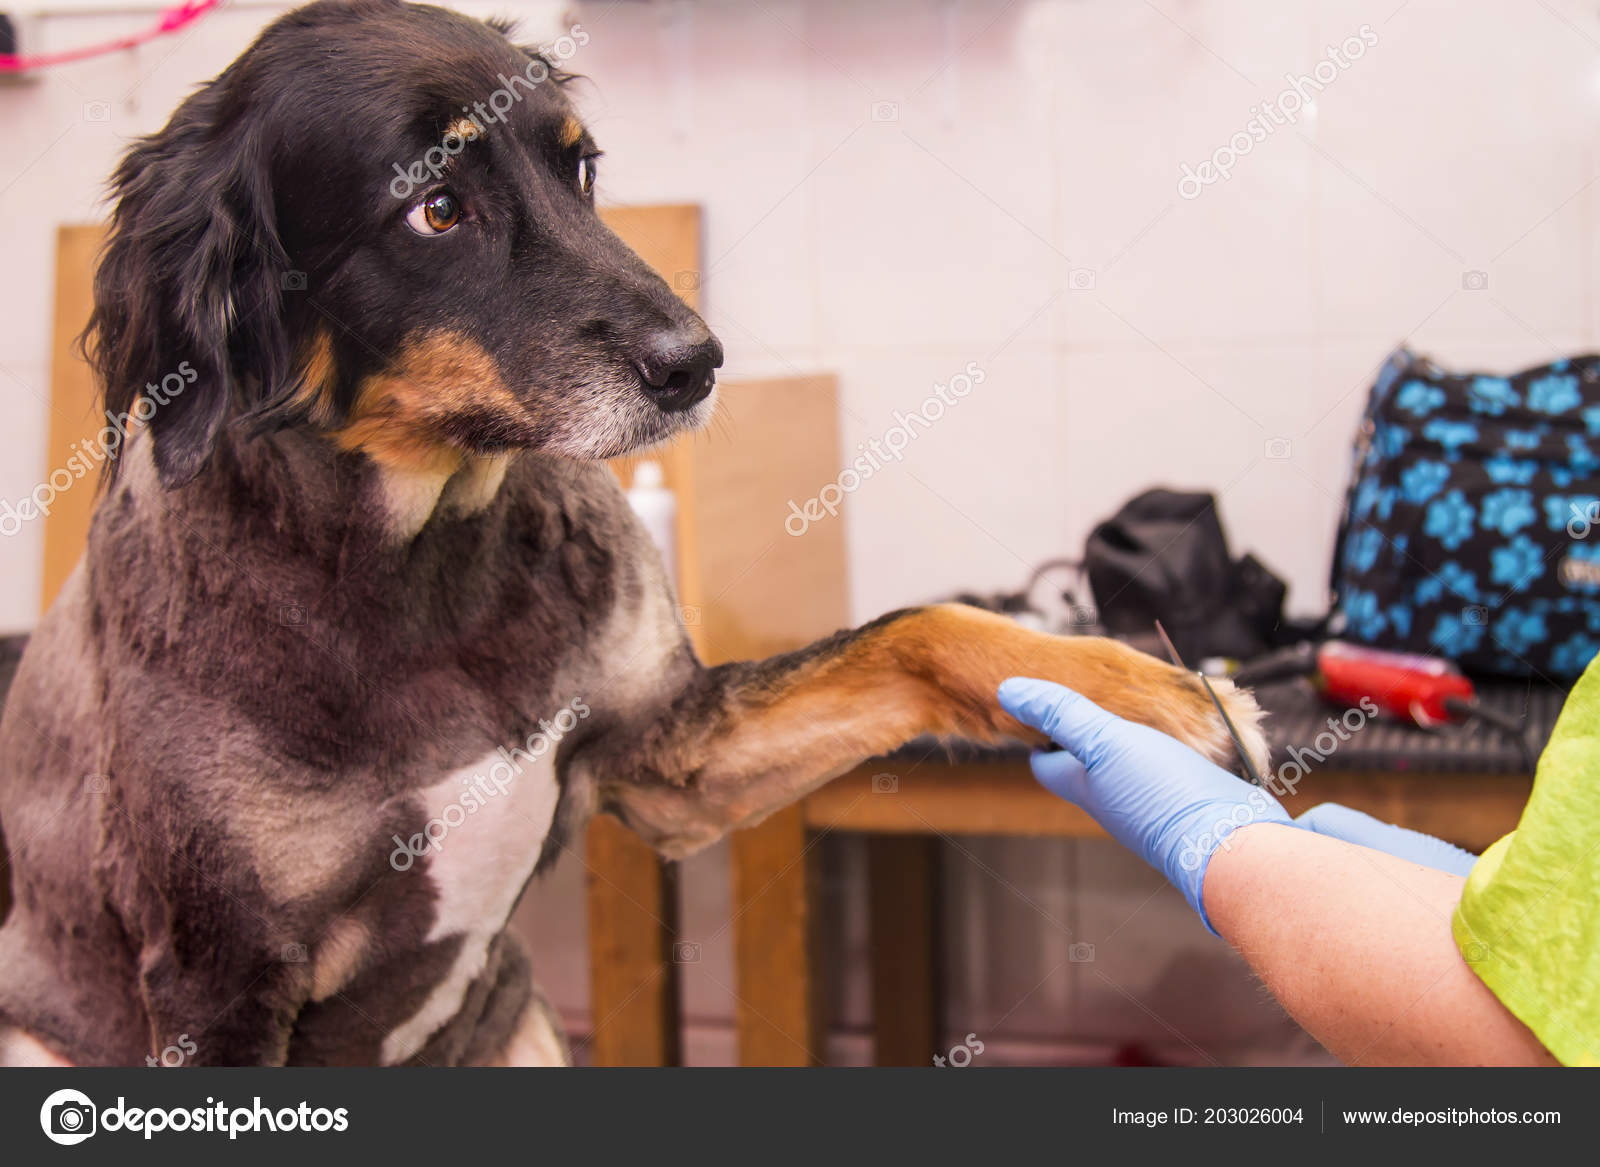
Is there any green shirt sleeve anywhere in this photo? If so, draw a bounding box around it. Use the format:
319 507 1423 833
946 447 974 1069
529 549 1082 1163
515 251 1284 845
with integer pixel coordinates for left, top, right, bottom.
1453 657 1600 1066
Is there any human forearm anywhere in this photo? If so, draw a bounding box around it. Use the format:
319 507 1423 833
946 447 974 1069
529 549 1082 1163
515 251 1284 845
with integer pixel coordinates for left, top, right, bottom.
1203 823 1556 1066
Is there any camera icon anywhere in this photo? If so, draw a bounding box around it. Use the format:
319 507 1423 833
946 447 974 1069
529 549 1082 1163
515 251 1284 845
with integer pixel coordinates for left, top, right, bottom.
281 270 308 292
84 774 110 795
1461 940 1489 963
871 772 898 794
1463 605 1488 627
678 605 702 627
1068 267 1097 291
82 101 111 123
673 270 701 292
1068 942 1096 963
278 603 307 627
281 942 308 963
1264 437 1293 460
49 1100 95 1139
54 1101 94 1134
1068 604 1097 628
40 1089 97 1145
1461 269 1489 291
673 941 701 964
870 101 899 122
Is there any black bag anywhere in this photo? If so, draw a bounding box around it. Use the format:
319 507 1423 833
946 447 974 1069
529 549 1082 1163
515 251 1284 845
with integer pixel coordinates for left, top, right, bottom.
1085 488 1287 665
1331 347 1600 679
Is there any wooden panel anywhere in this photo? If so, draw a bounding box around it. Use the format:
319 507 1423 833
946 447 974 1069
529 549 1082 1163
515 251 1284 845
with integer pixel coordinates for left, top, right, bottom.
729 804 824 1065
806 762 1108 838
599 204 702 314
42 224 107 614
581 815 681 1067
684 374 847 663
807 760 1530 853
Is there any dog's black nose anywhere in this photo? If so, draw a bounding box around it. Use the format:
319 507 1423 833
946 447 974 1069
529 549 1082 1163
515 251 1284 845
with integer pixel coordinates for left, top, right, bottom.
634 330 723 411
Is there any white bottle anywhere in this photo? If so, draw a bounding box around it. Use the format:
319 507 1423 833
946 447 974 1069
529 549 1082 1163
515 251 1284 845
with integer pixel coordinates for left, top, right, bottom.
627 460 678 587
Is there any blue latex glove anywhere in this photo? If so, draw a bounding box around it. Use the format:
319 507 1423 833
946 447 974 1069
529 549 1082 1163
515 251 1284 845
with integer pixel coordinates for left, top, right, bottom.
1295 802 1478 877
998 677 1291 934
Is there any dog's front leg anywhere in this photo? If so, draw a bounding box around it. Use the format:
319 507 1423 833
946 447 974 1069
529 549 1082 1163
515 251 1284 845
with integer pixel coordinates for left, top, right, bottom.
587 603 1266 858
103 825 315 1065
131 903 311 1067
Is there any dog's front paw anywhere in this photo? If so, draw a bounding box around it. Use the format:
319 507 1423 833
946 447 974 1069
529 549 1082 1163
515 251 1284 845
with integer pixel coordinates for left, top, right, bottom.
1133 654 1269 780
1180 671 1269 780
1013 635 1269 781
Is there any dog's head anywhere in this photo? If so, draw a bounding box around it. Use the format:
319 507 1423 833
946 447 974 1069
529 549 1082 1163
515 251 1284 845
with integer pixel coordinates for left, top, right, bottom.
88 0 722 490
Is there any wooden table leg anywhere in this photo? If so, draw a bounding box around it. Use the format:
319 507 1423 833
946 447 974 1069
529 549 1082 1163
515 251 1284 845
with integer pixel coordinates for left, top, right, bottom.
583 815 682 1066
730 803 823 1065
867 834 941 1066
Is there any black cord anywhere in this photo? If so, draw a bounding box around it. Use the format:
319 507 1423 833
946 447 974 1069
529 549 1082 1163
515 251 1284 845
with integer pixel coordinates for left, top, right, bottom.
1023 557 1084 595
1442 696 1537 774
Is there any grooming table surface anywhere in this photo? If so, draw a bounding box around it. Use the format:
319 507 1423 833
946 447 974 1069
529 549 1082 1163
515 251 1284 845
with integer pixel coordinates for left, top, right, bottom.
881 676 1567 776
1256 677 1566 774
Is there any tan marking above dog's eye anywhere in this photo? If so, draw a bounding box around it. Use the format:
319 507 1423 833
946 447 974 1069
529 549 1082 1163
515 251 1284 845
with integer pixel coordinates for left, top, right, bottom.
444 117 481 146
406 189 462 236
559 115 583 148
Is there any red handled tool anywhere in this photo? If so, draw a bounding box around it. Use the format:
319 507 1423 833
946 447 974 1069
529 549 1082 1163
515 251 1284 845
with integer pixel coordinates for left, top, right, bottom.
1228 640 1534 770
1315 642 1474 727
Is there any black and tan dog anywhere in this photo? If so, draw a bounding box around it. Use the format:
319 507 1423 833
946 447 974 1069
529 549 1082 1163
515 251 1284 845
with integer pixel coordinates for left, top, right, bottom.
0 0 1265 1066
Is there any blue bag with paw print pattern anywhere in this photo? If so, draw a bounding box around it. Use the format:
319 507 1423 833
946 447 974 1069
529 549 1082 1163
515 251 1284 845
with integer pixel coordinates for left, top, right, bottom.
1331 347 1600 679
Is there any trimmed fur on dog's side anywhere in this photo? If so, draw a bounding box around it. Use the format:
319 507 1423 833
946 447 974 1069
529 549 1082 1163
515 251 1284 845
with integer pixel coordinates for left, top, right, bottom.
0 0 1264 1067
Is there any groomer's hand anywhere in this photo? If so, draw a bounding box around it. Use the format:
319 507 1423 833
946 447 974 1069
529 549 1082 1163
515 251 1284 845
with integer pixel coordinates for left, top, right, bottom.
998 676 1291 933
1294 802 1477 877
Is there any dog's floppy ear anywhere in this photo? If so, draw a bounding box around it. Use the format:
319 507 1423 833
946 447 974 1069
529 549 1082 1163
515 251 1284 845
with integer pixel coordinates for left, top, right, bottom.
86 84 293 488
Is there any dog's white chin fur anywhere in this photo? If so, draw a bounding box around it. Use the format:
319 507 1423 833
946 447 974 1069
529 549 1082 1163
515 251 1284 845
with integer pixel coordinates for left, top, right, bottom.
545 380 721 465
610 387 719 459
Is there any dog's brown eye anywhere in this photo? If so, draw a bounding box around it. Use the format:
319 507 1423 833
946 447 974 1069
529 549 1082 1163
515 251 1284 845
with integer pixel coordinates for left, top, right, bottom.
405 190 461 236
577 156 597 196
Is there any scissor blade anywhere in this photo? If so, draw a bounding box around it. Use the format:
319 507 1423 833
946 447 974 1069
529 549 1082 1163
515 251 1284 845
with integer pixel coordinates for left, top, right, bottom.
1154 620 1261 786
1199 674 1262 786
1153 620 1185 670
